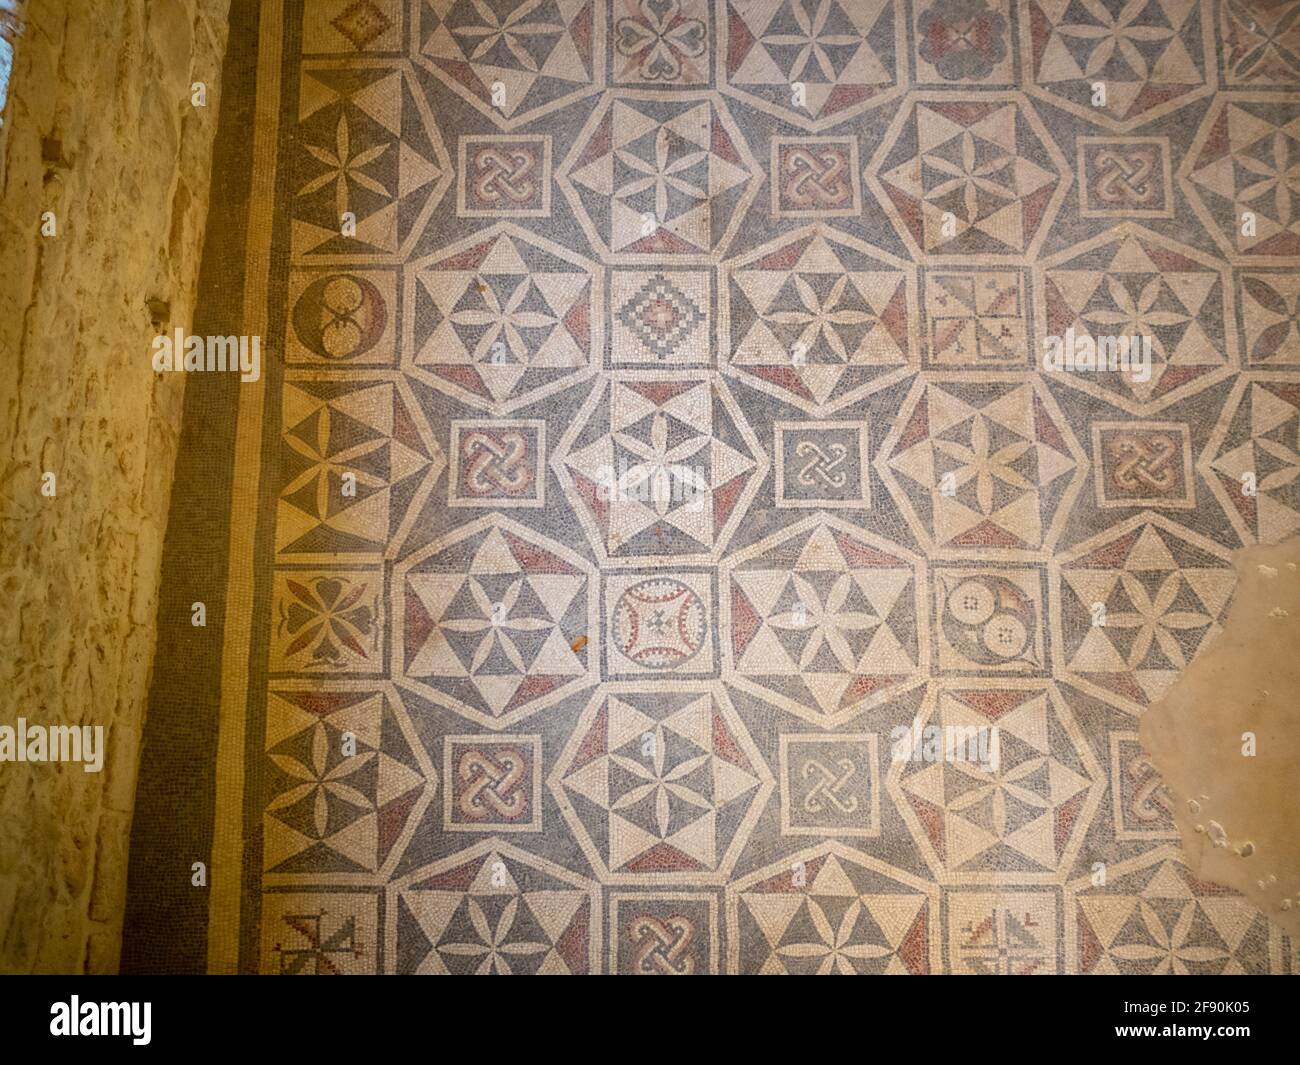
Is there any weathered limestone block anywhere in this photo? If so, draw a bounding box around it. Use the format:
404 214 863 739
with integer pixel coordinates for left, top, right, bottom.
1140 537 1300 939
0 0 229 973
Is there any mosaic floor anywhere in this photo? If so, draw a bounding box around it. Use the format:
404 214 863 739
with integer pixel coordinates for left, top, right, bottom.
125 0 1300 974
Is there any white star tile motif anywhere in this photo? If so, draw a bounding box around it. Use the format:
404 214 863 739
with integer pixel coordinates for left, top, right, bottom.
1201 376 1300 546
1022 0 1216 131
719 0 907 130
889 682 1101 878
263 683 436 876
722 224 917 415
1050 513 1236 715
726 843 938 974
404 222 600 414
388 840 600 974
868 93 1066 262
549 685 773 883
1068 848 1283 975
558 92 761 261
1034 224 1236 414
877 376 1086 559
292 60 453 258
411 0 604 129
721 514 926 727
393 515 598 729
553 373 766 563
1182 95 1300 261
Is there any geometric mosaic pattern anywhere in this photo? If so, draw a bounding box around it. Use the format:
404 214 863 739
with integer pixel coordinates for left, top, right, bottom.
404 222 600 413
726 843 937 974
719 0 908 130
1201 377 1300 545
553 373 766 562
386 839 600 974
868 93 1068 261
412 0 603 129
722 224 917 414
277 377 447 559
1067 846 1280 975
292 60 453 258
558 92 762 261
877 375 1086 557
1021 0 1217 132
1183 94 1300 259
393 515 599 728
721 514 927 727
888 682 1101 878
264 682 437 876
1034 225 1237 413
168 0 1300 974
1050 513 1236 715
550 684 773 883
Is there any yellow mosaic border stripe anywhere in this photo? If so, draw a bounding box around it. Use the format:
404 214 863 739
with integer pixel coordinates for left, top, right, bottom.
207 0 282 974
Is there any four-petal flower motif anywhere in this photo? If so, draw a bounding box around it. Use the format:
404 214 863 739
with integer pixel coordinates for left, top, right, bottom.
278 576 376 666
614 0 708 83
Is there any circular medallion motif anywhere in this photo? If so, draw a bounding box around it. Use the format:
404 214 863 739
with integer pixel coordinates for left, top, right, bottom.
612 578 707 670
941 575 1037 666
293 274 386 360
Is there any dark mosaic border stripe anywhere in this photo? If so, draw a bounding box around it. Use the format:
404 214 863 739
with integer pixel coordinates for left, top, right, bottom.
120 0 262 975
236 0 304 975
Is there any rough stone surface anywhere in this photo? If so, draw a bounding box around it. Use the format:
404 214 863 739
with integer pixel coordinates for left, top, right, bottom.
0 0 228 973
1141 537 1300 940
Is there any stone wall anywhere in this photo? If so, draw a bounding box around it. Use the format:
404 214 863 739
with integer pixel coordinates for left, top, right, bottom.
0 0 228 973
